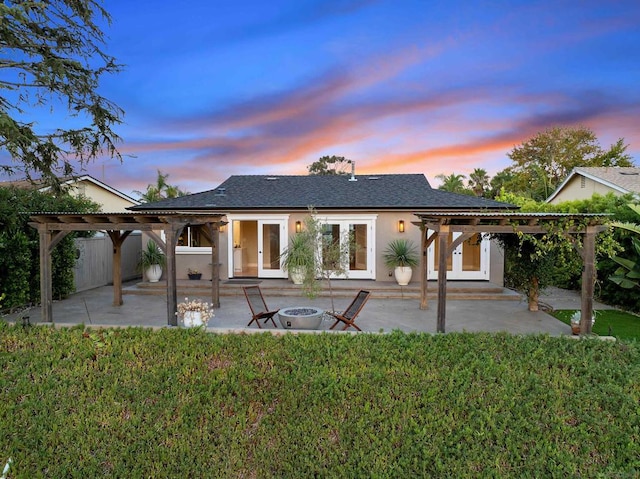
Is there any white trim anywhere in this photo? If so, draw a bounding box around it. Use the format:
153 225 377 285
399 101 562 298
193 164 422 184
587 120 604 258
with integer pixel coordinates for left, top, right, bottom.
176 247 212 254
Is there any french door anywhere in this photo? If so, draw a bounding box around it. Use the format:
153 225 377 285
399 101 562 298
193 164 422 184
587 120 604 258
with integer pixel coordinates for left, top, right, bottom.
258 220 286 278
427 232 489 280
318 215 376 279
227 215 288 278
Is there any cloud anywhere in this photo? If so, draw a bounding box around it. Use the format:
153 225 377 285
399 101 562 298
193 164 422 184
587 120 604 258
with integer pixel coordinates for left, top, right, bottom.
101 2 640 197
197 0 381 47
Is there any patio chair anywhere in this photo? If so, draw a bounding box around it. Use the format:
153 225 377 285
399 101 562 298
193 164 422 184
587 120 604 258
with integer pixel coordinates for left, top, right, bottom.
242 285 279 328
328 290 371 332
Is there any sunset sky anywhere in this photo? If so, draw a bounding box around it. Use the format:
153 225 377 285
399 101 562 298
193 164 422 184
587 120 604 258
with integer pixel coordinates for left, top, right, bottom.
18 1 640 197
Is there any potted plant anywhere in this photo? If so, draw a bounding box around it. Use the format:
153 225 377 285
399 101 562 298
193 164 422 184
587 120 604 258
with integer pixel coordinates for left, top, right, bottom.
176 297 214 327
280 231 314 285
383 238 419 286
187 268 202 280
138 240 166 283
570 310 596 335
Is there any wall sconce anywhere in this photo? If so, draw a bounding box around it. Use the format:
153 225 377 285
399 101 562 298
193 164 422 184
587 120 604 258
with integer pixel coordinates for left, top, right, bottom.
398 220 405 233
295 221 302 233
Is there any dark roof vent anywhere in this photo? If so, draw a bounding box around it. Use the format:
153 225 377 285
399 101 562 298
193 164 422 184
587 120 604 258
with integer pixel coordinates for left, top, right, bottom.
214 187 226 196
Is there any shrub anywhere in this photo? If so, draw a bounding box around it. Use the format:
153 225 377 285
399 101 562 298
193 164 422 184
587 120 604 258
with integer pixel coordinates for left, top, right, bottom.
0 187 99 309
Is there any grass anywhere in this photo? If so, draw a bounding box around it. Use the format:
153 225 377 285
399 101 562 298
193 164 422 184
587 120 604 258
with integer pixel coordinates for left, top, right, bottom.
0 324 639 477
552 309 640 340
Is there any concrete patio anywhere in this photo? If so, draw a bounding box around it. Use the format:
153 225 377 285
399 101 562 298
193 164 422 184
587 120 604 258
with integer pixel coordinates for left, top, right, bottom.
2 279 613 335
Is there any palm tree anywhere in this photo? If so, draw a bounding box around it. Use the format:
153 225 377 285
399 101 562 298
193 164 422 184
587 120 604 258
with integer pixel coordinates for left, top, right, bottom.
435 173 467 194
134 170 189 203
468 168 490 197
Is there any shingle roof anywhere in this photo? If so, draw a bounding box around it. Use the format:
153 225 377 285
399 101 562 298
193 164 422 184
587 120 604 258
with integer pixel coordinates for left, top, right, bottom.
574 167 640 194
546 167 640 202
130 174 515 211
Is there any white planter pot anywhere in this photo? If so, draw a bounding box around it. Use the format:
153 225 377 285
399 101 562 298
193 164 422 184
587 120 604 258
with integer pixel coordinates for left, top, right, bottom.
183 311 203 328
145 264 162 283
394 266 413 286
289 267 305 285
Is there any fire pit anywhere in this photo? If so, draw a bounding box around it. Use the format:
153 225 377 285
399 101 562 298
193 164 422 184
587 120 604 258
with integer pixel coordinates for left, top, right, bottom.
278 306 324 330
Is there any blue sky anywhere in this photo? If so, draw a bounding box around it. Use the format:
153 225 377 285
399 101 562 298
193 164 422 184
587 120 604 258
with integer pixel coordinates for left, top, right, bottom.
19 1 640 196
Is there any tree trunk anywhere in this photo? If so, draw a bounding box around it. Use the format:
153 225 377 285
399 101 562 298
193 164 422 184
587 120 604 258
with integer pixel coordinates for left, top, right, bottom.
528 277 539 312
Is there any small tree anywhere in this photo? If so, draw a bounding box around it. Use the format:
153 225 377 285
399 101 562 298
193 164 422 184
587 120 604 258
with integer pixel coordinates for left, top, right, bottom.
307 156 352 176
493 191 620 311
283 207 353 312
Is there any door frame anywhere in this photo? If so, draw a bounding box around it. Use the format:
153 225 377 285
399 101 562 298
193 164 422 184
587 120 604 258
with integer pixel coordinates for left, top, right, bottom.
226 214 289 278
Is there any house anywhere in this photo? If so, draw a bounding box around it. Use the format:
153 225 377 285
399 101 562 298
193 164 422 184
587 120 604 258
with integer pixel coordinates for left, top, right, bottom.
130 173 515 284
0 174 139 211
546 167 640 204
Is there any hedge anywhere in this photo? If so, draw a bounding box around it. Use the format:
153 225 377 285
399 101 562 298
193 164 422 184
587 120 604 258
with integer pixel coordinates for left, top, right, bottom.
0 187 99 310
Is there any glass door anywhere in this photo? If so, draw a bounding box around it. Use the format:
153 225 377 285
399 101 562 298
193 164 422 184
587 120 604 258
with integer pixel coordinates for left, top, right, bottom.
319 216 375 279
258 220 286 278
227 215 288 278
428 232 489 280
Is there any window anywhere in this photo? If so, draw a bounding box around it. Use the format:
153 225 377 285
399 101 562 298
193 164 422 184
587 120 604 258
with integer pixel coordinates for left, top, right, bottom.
177 226 212 248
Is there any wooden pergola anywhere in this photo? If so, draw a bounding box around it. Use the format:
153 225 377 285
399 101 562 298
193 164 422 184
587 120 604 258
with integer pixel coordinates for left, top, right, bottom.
29 211 225 326
415 212 609 335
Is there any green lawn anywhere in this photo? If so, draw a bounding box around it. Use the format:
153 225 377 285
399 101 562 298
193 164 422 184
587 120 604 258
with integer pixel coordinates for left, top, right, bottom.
552 309 640 340
1 324 639 477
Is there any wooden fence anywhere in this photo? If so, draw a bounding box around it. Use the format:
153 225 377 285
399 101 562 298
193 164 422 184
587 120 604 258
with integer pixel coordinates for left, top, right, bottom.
73 233 142 292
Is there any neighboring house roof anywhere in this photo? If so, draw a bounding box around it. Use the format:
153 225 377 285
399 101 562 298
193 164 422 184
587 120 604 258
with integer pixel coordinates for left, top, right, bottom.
130 174 515 211
0 174 139 205
547 167 640 202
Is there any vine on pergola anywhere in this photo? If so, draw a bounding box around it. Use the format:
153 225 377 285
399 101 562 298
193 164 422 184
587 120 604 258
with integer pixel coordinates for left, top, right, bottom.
494 216 619 311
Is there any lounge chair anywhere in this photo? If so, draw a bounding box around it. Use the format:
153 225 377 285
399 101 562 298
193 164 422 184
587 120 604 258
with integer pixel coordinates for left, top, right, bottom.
242 285 279 328
327 290 371 331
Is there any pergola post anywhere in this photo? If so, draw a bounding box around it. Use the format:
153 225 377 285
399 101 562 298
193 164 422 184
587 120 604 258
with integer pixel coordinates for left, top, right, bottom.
420 226 428 310
107 230 132 306
38 227 53 322
436 225 449 333
580 226 597 335
420 229 437 310
164 223 183 327
208 223 221 308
